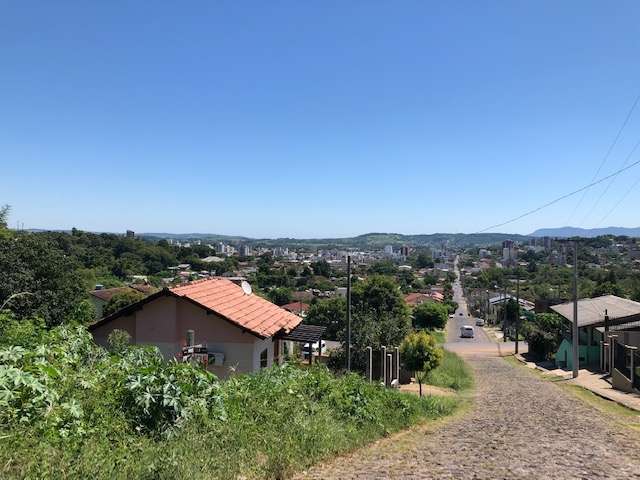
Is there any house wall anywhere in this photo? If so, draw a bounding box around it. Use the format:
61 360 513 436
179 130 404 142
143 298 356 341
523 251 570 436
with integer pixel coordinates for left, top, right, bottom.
555 338 600 370
90 294 271 376
252 336 275 371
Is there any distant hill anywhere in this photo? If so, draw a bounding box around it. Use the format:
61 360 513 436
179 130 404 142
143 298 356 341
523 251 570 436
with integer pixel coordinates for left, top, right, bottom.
530 226 640 238
140 231 530 248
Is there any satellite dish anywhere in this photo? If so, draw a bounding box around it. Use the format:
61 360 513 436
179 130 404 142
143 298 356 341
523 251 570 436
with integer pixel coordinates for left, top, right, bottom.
241 280 252 295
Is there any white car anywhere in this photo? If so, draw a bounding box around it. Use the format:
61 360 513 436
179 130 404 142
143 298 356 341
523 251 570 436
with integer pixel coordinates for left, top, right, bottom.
475 318 485 327
460 325 474 338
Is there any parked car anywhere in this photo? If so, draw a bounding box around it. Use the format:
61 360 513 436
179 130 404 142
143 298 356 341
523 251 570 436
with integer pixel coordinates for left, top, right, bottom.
302 340 326 358
475 318 485 326
448 313 454 319
460 325 474 338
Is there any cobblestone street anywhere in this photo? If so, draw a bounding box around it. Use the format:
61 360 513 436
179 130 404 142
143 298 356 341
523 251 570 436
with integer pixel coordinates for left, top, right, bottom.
298 356 640 480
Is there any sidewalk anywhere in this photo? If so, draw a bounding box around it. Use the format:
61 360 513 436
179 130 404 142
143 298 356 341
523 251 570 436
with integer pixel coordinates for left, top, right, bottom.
482 325 528 357
514 354 640 412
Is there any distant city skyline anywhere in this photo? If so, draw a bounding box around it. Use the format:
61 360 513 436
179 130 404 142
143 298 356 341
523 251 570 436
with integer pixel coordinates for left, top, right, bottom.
3 2 640 237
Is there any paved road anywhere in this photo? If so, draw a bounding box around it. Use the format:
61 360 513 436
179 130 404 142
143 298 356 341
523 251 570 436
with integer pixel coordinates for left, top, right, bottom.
298 257 640 480
443 257 501 357
300 355 640 479
444 257 525 358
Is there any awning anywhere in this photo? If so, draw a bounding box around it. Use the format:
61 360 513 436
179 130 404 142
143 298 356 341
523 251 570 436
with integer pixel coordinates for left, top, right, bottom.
277 324 326 343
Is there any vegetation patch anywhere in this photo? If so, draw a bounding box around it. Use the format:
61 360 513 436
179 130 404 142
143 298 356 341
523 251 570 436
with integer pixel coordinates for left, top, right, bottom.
0 323 459 479
425 350 474 392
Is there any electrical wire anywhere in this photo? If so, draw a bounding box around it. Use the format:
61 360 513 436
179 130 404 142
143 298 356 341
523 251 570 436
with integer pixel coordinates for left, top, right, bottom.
580 136 640 224
597 175 640 226
565 92 640 224
476 155 640 233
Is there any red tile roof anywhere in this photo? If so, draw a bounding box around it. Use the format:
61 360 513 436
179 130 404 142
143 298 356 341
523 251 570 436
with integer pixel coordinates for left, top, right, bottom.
404 292 444 306
170 278 301 338
431 291 445 302
281 301 309 315
89 287 131 302
89 285 157 302
404 292 430 306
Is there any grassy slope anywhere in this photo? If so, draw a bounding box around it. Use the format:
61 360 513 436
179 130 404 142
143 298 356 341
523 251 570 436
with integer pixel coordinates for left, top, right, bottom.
1 365 461 480
425 350 474 392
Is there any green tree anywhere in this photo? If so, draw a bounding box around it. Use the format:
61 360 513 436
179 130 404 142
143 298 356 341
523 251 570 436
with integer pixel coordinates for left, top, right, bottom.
592 281 623 297
521 313 563 360
352 275 409 320
0 233 85 326
311 260 331 277
334 309 411 372
305 297 346 340
415 253 434 269
400 331 443 396
443 282 453 301
0 204 10 230
368 260 398 275
413 302 448 330
103 290 145 317
267 287 292 306
308 276 335 292
67 299 96 324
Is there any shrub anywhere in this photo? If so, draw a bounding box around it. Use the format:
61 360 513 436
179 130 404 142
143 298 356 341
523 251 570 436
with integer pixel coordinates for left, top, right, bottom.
400 331 443 396
0 327 460 479
107 329 131 354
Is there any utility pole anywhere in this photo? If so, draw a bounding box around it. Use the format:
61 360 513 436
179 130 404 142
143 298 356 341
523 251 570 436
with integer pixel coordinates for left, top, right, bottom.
346 255 352 372
502 283 508 343
572 241 579 378
515 270 520 354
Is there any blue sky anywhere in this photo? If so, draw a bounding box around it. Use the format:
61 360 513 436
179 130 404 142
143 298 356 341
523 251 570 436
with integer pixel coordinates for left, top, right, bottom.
2 1 640 237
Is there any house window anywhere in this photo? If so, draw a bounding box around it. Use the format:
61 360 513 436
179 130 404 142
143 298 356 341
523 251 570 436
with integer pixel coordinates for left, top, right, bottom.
260 348 268 369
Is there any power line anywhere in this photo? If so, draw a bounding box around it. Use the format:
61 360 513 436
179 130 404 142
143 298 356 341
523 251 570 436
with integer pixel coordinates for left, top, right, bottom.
566 92 640 224
476 155 640 233
581 136 640 225
597 175 640 226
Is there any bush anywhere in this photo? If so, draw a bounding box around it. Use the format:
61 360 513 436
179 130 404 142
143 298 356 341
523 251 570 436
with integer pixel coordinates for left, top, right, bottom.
107 329 131 354
0 326 460 479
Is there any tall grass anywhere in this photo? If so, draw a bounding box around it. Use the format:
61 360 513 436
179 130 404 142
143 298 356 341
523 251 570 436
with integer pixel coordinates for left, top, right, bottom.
0 326 460 479
428 329 446 344
425 350 473 391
